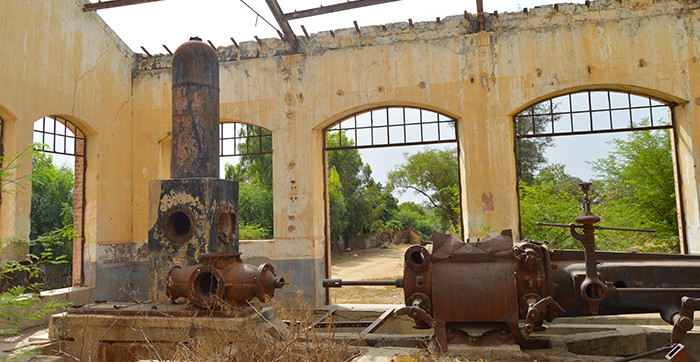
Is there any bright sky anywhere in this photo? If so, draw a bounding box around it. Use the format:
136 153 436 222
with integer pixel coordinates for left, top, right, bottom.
91 0 587 55
90 0 593 205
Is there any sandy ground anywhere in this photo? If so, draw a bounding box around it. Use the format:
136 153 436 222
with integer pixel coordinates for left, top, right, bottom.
331 245 409 281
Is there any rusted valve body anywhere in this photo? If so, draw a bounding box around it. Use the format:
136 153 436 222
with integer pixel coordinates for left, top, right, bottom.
167 253 285 309
327 232 700 351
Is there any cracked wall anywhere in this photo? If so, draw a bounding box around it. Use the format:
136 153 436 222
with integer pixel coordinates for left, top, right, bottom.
2 0 700 306
0 0 134 293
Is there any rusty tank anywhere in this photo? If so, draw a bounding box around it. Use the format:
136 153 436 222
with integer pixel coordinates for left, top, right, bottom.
171 36 219 178
325 183 700 358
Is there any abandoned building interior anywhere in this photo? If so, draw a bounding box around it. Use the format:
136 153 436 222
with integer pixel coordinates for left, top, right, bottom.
2 0 700 358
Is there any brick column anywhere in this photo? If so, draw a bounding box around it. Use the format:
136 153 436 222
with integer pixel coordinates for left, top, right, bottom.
72 135 85 286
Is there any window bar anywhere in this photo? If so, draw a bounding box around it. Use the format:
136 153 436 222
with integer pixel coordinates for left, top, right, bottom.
41 117 46 151
63 118 68 154
607 91 613 130
628 93 633 128
403 108 407 144
386 108 390 144
587 91 593 131
568 94 574 133
52 117 57 153
354 115 358 149
418 109 423 142
649 97 654 127
370 110 374 146
437 113 441 140
549 99 554 133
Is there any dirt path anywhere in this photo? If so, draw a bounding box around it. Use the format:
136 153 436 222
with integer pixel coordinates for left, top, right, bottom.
331 245 409 280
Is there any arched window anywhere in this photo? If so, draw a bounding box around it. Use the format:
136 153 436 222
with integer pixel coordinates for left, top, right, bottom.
323 106 460 304
219 122 273 240
514 90 682 253
32 116 86 288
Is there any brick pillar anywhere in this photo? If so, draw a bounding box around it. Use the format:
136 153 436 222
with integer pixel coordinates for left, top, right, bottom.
72 135 85 286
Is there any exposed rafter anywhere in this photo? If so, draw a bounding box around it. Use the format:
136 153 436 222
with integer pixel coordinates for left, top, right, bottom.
282 0 400 21
264 0 298 49
83 0 166 11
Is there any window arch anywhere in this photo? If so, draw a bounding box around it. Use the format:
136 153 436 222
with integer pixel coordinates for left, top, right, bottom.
324 106 457 150
32 116 86 287
219 122 273 240
514 90 684 253
515 90 672 138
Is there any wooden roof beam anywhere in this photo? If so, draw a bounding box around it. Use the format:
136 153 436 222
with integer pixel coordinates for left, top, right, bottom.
264 0 298 49
83 0 166 11
282 0 400 21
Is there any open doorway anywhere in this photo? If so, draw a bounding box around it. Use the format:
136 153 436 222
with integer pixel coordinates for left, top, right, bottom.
323 106 460 303
31 116 86 288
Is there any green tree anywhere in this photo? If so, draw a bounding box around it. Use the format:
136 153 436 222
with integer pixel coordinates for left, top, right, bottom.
518 164 583 247
326 132 399 246
387 147 461 233
30 153 74 239
590 128 679 252
1 147 69 337
29 153 74 286
224 125 274 239
515 103 556 184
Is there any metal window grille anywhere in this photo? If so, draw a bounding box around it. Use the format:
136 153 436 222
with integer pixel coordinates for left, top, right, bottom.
33 116 86 157
220 122 272 156
515 90 672 139
324 107 457 150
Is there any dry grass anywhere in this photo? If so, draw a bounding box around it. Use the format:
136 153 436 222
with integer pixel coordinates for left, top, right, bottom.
51 294 363 362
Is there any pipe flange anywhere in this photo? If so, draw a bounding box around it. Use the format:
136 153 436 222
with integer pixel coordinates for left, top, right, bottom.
255 263 276 301
405 245 431 271
188 264 225 309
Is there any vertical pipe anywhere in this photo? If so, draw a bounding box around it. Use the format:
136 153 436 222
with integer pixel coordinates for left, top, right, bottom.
171 37 220 178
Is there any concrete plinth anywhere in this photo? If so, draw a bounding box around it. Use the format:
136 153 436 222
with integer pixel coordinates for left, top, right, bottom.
48 303 275 361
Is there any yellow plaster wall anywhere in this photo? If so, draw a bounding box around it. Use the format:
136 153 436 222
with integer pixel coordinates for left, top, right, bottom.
129 1 700 305
3 0 700 305
0 0 134 279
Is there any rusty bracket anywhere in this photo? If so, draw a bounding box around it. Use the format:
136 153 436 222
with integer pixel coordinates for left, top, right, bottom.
308 305 339 330
522 296 565 336
360 308 394 336
666 343 697 362
672 297 700 344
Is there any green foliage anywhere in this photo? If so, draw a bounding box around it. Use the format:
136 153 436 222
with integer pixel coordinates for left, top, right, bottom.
519 164 583 248
519 128 679 253
235 183 274 239
590 128 679 253
387 147 461 234
1 147 70 339
392 202 438 240
224 125 275 239
326 132 399 246
29 153 74 286
0 286 64 336
238 222 270 240
515 103 555 184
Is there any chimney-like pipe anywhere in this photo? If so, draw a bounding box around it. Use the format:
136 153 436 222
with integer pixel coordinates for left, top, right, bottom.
171 37 219 178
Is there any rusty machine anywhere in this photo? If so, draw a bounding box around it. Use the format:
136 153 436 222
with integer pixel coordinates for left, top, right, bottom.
148 38 284 309
325 183 700 359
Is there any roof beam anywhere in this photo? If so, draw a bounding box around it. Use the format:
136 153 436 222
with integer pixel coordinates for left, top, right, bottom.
264 0 298 49
282 0 400 21
83 0 166 11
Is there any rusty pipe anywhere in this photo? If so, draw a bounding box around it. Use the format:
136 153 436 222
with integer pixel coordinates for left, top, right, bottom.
166 253 285 308
171 37 220 178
